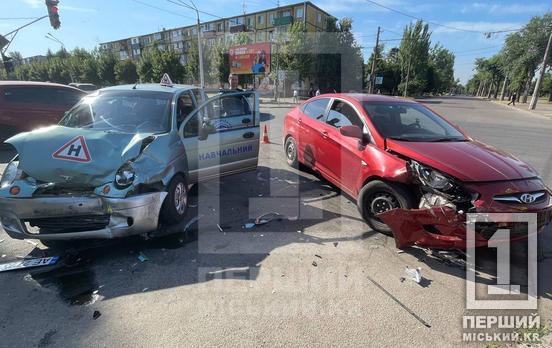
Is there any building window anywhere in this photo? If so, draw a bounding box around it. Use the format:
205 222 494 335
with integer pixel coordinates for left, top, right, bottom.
258 15 264 24
268 31 274 41
247 17 252 26
296 8 303 18
269 13 275 24
282 10 291 17
217 22 223 31
317 13 322 23
257 32 264 42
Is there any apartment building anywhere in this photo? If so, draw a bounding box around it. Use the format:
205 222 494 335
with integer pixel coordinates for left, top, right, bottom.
99 1 333 64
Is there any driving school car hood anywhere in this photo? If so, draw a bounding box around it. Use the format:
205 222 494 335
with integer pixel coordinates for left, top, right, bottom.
7 125 155 187
386 138 539 182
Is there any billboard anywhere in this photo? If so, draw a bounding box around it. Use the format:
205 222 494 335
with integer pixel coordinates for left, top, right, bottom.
229 42 271 75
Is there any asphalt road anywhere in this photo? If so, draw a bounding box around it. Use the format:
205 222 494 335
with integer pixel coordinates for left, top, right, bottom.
1 96 552 347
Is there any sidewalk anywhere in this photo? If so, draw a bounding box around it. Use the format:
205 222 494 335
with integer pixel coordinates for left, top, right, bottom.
490 97 552 119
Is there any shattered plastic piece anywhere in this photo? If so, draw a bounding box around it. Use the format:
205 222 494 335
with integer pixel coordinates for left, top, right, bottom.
138 252 149 262
333 242 338 247
1 255 5 258
0 239 4 244
244 223 255 229
404 266 422 284
396 250 405 254
400 277 406 283
314 254 322 259
216 224 223 232
0 256 59 272
92 311 101 320
142 288 148 292
312 261 318 267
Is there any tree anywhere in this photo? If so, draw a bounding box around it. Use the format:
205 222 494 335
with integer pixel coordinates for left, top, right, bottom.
398 20 431 96
209 39 230 86
115 59 138 84
428 44 455 94
97 50 117 86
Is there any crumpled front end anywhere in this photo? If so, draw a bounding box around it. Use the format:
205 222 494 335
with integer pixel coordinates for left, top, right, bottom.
0 192 167 240
377 160 552 249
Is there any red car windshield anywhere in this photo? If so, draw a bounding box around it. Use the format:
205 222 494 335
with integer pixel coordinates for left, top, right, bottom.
363 102 466 142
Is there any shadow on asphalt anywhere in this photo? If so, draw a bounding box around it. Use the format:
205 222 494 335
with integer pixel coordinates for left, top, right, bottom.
15 166 373 305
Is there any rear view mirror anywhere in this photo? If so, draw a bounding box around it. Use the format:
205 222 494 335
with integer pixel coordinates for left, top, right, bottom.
340 125 363 140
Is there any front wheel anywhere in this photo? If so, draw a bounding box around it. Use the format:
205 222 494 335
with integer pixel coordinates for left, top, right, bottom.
284 136 299 168
358 180 414 235
160 174 188 224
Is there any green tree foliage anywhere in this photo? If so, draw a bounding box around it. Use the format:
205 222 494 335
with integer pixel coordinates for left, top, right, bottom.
398 20 431 96
97 50 117 86
115 59 138 84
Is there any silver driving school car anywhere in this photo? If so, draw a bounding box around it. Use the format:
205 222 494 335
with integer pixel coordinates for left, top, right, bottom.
0 79 260 241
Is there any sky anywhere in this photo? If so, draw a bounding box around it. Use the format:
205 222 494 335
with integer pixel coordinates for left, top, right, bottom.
0 0 550 84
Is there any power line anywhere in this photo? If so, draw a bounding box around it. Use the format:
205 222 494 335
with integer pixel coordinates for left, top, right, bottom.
365 0 519 35
131 0 196 20
0 17 41 20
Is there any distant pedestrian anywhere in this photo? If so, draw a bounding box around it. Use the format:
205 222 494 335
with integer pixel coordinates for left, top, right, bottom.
308 84 315 98
507 92 517 106
293 89 298 103
315 88 320 96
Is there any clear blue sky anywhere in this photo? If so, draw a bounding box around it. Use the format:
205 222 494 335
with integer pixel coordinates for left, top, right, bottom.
1 0 550 84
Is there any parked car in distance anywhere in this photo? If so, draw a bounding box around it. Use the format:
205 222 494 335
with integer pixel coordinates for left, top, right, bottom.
0 81 260 242
69 83 98 92
0 81 86 145
283 93 552 249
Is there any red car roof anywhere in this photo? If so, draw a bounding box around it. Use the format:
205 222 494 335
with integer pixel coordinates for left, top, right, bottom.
0 80 84 92
319 93 417 103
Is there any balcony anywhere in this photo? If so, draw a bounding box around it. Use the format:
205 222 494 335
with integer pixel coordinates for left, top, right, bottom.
230 24 247 33
273 15 293 26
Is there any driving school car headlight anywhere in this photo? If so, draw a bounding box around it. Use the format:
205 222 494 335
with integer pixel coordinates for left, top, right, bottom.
410 160 455 191
115 162 135 188
0 160 20 188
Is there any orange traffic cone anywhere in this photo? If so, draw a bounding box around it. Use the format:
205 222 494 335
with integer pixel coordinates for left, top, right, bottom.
261 124 270 144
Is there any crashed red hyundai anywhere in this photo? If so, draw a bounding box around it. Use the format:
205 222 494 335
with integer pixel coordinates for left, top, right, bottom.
283 94 552 249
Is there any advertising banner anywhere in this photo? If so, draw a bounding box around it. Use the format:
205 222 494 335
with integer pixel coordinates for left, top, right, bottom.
229 42 271 75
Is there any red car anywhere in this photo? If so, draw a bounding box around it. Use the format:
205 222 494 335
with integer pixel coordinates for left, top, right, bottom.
0 81 85 145
283 94 552 249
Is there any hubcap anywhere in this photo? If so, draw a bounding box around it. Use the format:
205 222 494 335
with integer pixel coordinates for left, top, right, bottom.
370 193 399 215
286 141 295 160
174 182 187 215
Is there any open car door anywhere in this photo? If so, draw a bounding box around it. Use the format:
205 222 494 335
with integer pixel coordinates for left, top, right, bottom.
179 91 260 182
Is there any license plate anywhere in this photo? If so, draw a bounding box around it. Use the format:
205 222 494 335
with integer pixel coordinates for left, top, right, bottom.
0 256 59 273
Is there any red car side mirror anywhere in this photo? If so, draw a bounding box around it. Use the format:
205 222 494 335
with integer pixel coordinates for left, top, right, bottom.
340 125 363 140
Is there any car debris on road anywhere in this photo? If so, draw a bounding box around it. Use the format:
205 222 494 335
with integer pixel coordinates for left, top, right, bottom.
0 256 59 272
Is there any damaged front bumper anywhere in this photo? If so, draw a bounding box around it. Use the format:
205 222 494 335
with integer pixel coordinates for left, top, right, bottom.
378 205 552 249
0 192 167 240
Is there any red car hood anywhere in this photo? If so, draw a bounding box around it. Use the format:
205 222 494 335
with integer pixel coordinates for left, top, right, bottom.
386 139 539 182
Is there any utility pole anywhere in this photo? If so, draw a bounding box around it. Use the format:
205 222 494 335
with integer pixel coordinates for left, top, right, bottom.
529 30 552 110
368 26 380 94
403 56 411 98
500 75 507 101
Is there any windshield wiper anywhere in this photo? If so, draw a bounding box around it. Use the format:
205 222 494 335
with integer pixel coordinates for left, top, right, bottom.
428 137 468 142
387 136 413 142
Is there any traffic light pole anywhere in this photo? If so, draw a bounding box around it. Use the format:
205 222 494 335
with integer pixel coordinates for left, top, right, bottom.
368 26 380 94
2 15 48 38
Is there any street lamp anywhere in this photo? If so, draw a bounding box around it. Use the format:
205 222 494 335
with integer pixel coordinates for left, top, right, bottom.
169 0 205 88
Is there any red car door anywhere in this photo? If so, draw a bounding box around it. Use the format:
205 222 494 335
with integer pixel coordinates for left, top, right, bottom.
317 98 366 195
296 98 330 167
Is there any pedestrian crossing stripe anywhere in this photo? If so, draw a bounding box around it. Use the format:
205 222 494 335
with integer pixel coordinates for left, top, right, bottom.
52 135 92 162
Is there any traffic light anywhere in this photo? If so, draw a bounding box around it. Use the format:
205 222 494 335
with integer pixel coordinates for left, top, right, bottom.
45 0 60 30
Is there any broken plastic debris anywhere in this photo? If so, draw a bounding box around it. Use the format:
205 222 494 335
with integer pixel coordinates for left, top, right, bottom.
92 311 101 320
0 256 59 272
314 254 322 259
312 261 318 267
142 288 149 292
244 223 255 229
138 252 149 262
333 242 338 247
216 224 223 232
404 266 422 284
0 239 4 244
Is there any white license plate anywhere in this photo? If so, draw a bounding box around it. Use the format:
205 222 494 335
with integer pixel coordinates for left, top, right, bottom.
0 256 59 273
